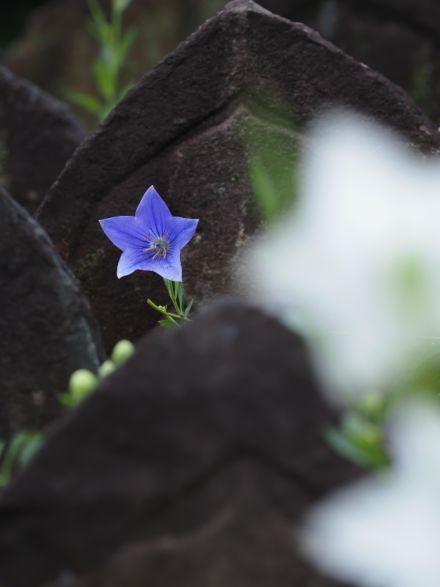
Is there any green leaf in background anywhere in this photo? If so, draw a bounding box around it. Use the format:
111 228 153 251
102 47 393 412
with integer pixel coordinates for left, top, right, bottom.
114 0 133 13
70 0 136 123
118 27 137 63
243 96 299 223
0 339 135 489
88 0 109 40
93 59 115 101
16 432 44 468
69 91 103 115
326 418 390 472
0 431 44 487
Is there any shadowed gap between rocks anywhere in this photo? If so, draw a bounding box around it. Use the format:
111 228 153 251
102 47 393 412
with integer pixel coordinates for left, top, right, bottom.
342 0 440 40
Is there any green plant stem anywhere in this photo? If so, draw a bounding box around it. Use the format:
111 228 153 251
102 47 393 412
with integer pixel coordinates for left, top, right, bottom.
147 279 193 327
146 298 181 325
163 279 185 316
71 0 135 121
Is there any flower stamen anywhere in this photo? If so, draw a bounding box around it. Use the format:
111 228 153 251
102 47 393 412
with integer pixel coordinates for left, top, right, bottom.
144 235 170 260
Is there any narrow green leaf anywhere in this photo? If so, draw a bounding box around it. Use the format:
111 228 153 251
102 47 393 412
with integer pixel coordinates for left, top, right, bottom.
69 91 103 115
88 0 109 39
325 428 369 467
184 299 194 318
93 60 115 101
113 0 132 12
118 28 136 62
159 317 179 328
17 433 44 467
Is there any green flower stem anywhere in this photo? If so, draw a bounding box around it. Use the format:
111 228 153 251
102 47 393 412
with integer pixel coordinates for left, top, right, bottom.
163 279 187 317
146 298 181 324
71 0 136 121
147 279 194 327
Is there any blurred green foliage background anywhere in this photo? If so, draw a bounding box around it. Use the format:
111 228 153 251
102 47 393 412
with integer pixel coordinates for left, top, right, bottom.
0 0 226 126
2 0 440 124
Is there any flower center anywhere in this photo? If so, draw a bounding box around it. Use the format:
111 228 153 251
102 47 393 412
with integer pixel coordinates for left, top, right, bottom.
144 235 170 260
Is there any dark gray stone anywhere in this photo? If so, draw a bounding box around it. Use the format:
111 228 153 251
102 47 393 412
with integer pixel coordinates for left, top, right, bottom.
7 0 440 122
0 299 357 587
37 0 440 352
0 187 102 438
257 0 440 35
256 0 440 121
0 65 85 212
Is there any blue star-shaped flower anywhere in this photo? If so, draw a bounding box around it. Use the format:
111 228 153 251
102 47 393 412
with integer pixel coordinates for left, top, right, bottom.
99 186 198 281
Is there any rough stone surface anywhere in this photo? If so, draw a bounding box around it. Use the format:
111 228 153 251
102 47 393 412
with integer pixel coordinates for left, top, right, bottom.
37 0 440 352
255 0 440 122
6 0 440 121
0 187 102 438
255 0 440 35
0 65 85 212
0 299 358 587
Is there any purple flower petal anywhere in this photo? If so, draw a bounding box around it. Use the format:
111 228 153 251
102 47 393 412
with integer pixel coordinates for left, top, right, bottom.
150 245 183 281
100 186 197 283
117 248 151 278
117 246 183 281
168 217 199 251
99 216 147 251
135 186 172 237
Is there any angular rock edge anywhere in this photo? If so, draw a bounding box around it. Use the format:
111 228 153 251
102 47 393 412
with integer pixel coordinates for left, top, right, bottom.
0 187 103 436
37 0 440 255
0 298 358 587
0 65 85 212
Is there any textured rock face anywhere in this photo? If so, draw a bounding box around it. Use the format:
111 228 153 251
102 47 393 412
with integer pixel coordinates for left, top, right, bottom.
0 66 85 212
0 299 358 587
37 0 440 351
0 187 101 438
6 0 440 121
256 0 440 122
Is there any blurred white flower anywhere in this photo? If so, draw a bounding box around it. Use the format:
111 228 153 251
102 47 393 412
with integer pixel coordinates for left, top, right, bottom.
243 112 440 400
301 402 440 587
